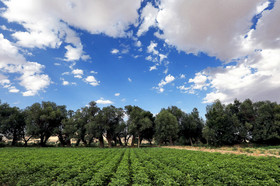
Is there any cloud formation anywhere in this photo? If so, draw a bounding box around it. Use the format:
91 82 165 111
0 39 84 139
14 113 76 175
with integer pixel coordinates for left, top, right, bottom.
84 76 100 86
154 0 280 103
0 34 50 96
1 0 141 62
96 98 113 105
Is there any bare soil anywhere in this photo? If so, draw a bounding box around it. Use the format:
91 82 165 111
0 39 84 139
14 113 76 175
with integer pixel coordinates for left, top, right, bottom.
163 146 280 158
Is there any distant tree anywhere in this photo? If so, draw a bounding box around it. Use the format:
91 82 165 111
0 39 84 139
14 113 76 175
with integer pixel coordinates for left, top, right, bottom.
56 110 76 146
167 106 184 144
252 101 280 144
167 106 184 125
125 105 154 148
237 99 254 142
74 101 100 146
121 121 131 146
155 109 179 145
0 102 25 146
181 108 204 145
25 102 67 146
95 105 124 148
204 100 239 146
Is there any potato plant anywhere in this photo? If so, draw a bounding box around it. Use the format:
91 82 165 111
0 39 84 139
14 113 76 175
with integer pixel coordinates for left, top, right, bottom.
0 147 279 185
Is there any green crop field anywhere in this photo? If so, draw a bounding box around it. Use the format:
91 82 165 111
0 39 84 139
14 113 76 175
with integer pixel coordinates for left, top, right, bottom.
0 148 279 185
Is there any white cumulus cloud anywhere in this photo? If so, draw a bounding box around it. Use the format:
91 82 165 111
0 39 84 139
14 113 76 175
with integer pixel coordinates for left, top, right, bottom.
0 34 50 96
96 97 113 105
84 76 100 86
111 49 119 54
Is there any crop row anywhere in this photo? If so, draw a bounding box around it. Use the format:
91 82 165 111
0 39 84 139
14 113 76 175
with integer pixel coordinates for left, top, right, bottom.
0 148 280 185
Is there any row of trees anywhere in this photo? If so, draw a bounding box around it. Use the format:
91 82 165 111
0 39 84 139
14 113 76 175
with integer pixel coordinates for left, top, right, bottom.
204 99 280 146
1 99 280 147
0 100 203 147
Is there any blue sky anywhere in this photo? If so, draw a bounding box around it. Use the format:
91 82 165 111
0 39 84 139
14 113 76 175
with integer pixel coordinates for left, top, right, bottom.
0 0 279 117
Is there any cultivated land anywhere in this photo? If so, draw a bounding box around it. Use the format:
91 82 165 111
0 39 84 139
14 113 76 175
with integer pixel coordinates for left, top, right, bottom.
0 148 280 185
164 145 280 158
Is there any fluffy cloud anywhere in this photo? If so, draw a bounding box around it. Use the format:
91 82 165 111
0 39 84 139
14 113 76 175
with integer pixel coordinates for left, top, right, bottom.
156 0 266 61
1 0 142 62
149 65 157 71
179 74 186 79
62 80 69 86
2 0 141 38
137 2 158 36
65 45 89 61
0 34 50 96
155 0 280 103
72 69 83 79
156 74 175 93
96 98 113 105
84 76 100 86
0 77 19 93
111 49 119 54
147 41 159 55
201 49 280 103
72 69 83 75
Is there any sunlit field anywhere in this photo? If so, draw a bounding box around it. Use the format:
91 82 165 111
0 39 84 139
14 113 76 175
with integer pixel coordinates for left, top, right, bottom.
0 148 279 185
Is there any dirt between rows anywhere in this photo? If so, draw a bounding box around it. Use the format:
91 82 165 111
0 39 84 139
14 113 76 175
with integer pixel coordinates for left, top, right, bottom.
163 146 280 158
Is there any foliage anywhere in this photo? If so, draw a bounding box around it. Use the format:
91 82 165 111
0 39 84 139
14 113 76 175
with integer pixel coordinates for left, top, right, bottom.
155 109 179 145
0 102 25 145
25 101 67 146
125 105 154 147
0 148 279 185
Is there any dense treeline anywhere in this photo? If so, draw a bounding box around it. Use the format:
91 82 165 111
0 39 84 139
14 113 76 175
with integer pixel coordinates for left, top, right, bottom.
204 99 280 146
0 99 279 147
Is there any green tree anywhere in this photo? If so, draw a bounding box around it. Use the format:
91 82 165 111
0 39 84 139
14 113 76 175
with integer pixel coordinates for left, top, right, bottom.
155 109 179 145
74 101 100 146
125 105 154 148
95 105 124 148
252 101 280 144
181 108 204 145
0 102 25 146
204 100 239 146
56 110 76 146
25 101 67 146
237 99 254 142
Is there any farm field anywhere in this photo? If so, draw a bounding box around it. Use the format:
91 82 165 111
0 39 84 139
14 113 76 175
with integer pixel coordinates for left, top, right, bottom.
0 148 280 185
164 145 280 158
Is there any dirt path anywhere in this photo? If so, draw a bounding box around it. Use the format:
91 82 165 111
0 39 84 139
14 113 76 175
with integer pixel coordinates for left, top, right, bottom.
163 146 280 158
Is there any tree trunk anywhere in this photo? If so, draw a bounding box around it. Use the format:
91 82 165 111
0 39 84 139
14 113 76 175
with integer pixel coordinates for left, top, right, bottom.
66 139 71 147
23 136 32 147
108 139 112 148
99 136 104 148
76 139 81 146
107 134 112 148
189 137 193 146
148 139 152 145
40 135 45 146
12 130 17 146
58 133 65 147
114 138 118 147
124 136 127 146
137 134 140 148
131 135 135 147
42 135 50 147
118 136 123 146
